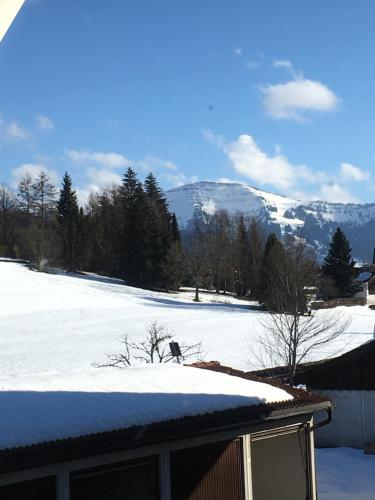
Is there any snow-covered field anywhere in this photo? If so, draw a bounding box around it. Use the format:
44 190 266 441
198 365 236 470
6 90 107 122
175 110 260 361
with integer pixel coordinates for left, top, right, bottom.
0 261 373 380
317 448 375 500
1 261 375 497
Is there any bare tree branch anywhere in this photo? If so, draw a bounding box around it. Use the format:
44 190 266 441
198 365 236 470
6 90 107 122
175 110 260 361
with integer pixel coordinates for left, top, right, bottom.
93 321 204 367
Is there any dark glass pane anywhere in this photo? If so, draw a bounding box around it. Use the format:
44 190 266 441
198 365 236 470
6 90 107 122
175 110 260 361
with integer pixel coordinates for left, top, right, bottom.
70 457 158 500
251 430 309 500
0 476 56 500
170 439 245 500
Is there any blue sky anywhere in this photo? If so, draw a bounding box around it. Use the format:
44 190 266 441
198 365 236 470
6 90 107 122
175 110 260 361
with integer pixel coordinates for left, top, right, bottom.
1 0 375 204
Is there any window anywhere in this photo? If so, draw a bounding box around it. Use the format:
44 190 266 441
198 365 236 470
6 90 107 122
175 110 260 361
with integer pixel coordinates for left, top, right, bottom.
70 456 159 500
250 428 310 500
170 439 245 500
0 475 56 500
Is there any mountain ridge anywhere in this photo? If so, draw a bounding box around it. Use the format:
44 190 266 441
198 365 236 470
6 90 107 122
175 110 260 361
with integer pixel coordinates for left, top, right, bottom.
166 181 375 261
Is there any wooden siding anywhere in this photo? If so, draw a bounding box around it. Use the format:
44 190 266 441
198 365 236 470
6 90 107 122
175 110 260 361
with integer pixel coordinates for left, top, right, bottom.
170 439 245 500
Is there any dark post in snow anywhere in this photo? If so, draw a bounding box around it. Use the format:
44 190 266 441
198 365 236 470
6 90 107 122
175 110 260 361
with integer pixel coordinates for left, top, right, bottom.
169 341 182 364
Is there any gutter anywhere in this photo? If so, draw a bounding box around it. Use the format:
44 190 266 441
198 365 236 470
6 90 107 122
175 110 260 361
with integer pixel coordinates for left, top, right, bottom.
310 407 332 432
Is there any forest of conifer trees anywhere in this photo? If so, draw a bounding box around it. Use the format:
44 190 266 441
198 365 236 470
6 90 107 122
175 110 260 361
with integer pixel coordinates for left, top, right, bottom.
0 167 358 299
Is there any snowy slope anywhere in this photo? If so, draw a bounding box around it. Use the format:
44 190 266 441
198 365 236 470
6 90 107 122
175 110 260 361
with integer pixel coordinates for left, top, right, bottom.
0 261 372 380
166 181 375 260
167 181 305 229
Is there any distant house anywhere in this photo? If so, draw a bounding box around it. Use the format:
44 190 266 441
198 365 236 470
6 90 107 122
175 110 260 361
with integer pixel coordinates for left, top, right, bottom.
354 271 372 303
254 341 375 449
0 363 330 500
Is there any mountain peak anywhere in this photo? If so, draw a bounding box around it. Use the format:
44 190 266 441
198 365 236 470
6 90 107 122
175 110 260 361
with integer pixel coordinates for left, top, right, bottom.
166 181 375 261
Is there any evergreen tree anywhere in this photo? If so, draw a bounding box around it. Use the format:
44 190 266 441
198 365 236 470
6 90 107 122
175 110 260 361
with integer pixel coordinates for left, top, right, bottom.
170 213 180 243
144 172 174 287
233 215 249 296
57 172 80 271
258 233 286 309
322 227 356 298
163 240 186 291
119 168 148 285
248 218 263 298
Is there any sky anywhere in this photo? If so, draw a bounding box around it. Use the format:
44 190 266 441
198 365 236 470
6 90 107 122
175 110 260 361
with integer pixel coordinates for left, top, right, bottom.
1 0 375 204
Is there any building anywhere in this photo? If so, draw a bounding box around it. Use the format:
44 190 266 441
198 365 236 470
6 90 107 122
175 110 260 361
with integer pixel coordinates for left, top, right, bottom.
0 362 330 500
254 341 375 449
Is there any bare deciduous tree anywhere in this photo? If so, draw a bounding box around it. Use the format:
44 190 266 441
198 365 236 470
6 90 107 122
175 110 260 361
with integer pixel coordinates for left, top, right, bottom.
94 321 203 367
257 310 351 383
254 235 351 383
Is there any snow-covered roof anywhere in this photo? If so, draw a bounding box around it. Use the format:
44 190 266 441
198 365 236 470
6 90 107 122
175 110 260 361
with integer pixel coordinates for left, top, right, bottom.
0 364 293 450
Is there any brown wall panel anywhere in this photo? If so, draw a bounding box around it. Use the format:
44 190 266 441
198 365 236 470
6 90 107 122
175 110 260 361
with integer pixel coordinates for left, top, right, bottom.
170 439 245 500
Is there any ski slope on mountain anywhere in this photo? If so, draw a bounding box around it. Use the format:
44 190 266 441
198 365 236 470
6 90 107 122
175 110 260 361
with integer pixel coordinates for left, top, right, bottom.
0 261 373 382
167 181 305 229
166 181 375 261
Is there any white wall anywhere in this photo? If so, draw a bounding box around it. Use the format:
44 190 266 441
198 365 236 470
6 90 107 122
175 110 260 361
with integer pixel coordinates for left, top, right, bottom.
314 390 375 448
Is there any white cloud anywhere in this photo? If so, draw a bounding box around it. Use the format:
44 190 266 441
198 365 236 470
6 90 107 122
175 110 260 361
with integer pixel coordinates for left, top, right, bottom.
262 79 338 120
0 115 29 142
65 149 129 169
36 114 54 131
85 167 122 190
340 162 369 182
272 59 301 79
246 60 259 69
205 131 313 190
260 61 339 120
136 155 178 173
65 147 194 192
234 48 242 55
11 164 59 186
316 183 358 203
5 121 29 140
216 177 241 184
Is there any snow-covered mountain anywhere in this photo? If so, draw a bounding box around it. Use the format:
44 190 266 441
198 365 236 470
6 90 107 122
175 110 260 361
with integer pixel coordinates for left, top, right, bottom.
166 181 375 261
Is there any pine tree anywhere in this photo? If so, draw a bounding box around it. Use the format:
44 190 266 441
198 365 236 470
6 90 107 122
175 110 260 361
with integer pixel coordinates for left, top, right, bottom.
234 215 249 296
170 213 180 243
119 168 148 285
322 227 356 298
248 218 263 298
57 172 80 271
258 233 286 309
144 172 174 287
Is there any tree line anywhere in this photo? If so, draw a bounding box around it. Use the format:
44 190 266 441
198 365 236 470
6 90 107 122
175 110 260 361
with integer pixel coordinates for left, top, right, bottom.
0 168 181 289
0 168 359 300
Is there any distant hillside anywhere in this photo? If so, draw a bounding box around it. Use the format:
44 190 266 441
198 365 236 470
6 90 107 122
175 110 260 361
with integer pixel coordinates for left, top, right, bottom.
166 181 375 261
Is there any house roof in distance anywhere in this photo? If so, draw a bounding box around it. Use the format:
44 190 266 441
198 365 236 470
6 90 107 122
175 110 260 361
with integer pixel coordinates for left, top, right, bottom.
294 340 375 390
252 340 375 391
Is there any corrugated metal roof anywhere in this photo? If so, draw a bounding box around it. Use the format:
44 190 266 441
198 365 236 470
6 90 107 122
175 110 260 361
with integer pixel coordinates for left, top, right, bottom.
0 363 330 473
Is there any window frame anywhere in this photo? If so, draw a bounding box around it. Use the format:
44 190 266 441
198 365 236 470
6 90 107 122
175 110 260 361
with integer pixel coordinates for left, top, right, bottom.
0 416 316 500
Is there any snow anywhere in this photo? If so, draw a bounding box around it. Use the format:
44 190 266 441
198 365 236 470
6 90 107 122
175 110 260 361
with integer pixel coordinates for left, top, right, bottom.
166 180 375 231
167 181 305 230
0 363 292 449
316 448 375 499
2 260 375 496
0 261 373 380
